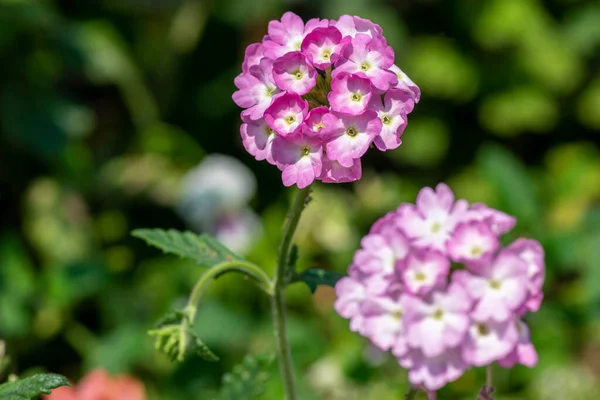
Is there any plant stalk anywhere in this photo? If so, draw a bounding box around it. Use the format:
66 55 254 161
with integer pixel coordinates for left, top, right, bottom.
486 364 492 387
186 260 273 321
477 365 495 400
271 186 311 400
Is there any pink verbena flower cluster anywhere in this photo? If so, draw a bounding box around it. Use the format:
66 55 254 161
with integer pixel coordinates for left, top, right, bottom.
335 184 545 391
233 12 419 188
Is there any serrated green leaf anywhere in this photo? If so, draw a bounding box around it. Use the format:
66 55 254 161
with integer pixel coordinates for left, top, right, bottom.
149 308 219 362
219 354 274 400
188 330 219 362
131 229 243 267
294 268 344 293
155 308 188 327
0 374 69 399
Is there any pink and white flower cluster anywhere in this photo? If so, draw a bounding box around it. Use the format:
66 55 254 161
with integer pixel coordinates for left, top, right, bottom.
335 184 544 391
233 12 419 188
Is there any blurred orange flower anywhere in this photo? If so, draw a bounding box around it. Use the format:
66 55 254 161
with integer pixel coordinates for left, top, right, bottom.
43 368 146 400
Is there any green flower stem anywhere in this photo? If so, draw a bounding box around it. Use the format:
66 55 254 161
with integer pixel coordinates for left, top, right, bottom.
404 387 420 400
486 364 492 387
272 186 312 400
186 260 273 321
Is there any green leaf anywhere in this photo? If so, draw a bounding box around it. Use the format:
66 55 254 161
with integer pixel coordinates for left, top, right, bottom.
149 309 218 362
294 268 344 294
0 374 70 400
187 330 219 362
131 229 243 267
219 354 275 400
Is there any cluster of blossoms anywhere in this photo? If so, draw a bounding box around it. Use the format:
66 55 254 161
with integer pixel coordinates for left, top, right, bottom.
233 12 419 188
335 184 545 391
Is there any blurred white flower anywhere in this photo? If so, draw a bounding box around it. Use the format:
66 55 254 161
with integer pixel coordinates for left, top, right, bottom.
179 154 256 212
213 210 262 256
306 356 347 395
176 154 261 255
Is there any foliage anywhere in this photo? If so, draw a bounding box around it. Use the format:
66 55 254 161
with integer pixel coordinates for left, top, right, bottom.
219 354 275 400
0 374 69 400
148 309 219 363
132 229 243 267
135 229 255 363
286 245 343 293
292 268 344 294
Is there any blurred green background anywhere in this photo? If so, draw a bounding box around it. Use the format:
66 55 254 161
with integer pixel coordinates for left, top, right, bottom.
1 0 600 398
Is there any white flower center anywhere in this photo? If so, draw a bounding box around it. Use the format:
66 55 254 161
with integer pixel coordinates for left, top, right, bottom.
382 115 392 125
293 69 304 80
476 323 490 336
314 122 325 131
489 279 502 290
380 248 396 274
350 92 362 102
360 61 371 72
470 246 483 257
322 49 331 60
430 221 442 233
285 115 297 125
346 126 358 137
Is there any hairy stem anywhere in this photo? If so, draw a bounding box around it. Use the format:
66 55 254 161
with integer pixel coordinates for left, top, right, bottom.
186 260 273 321
272 186 311 400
